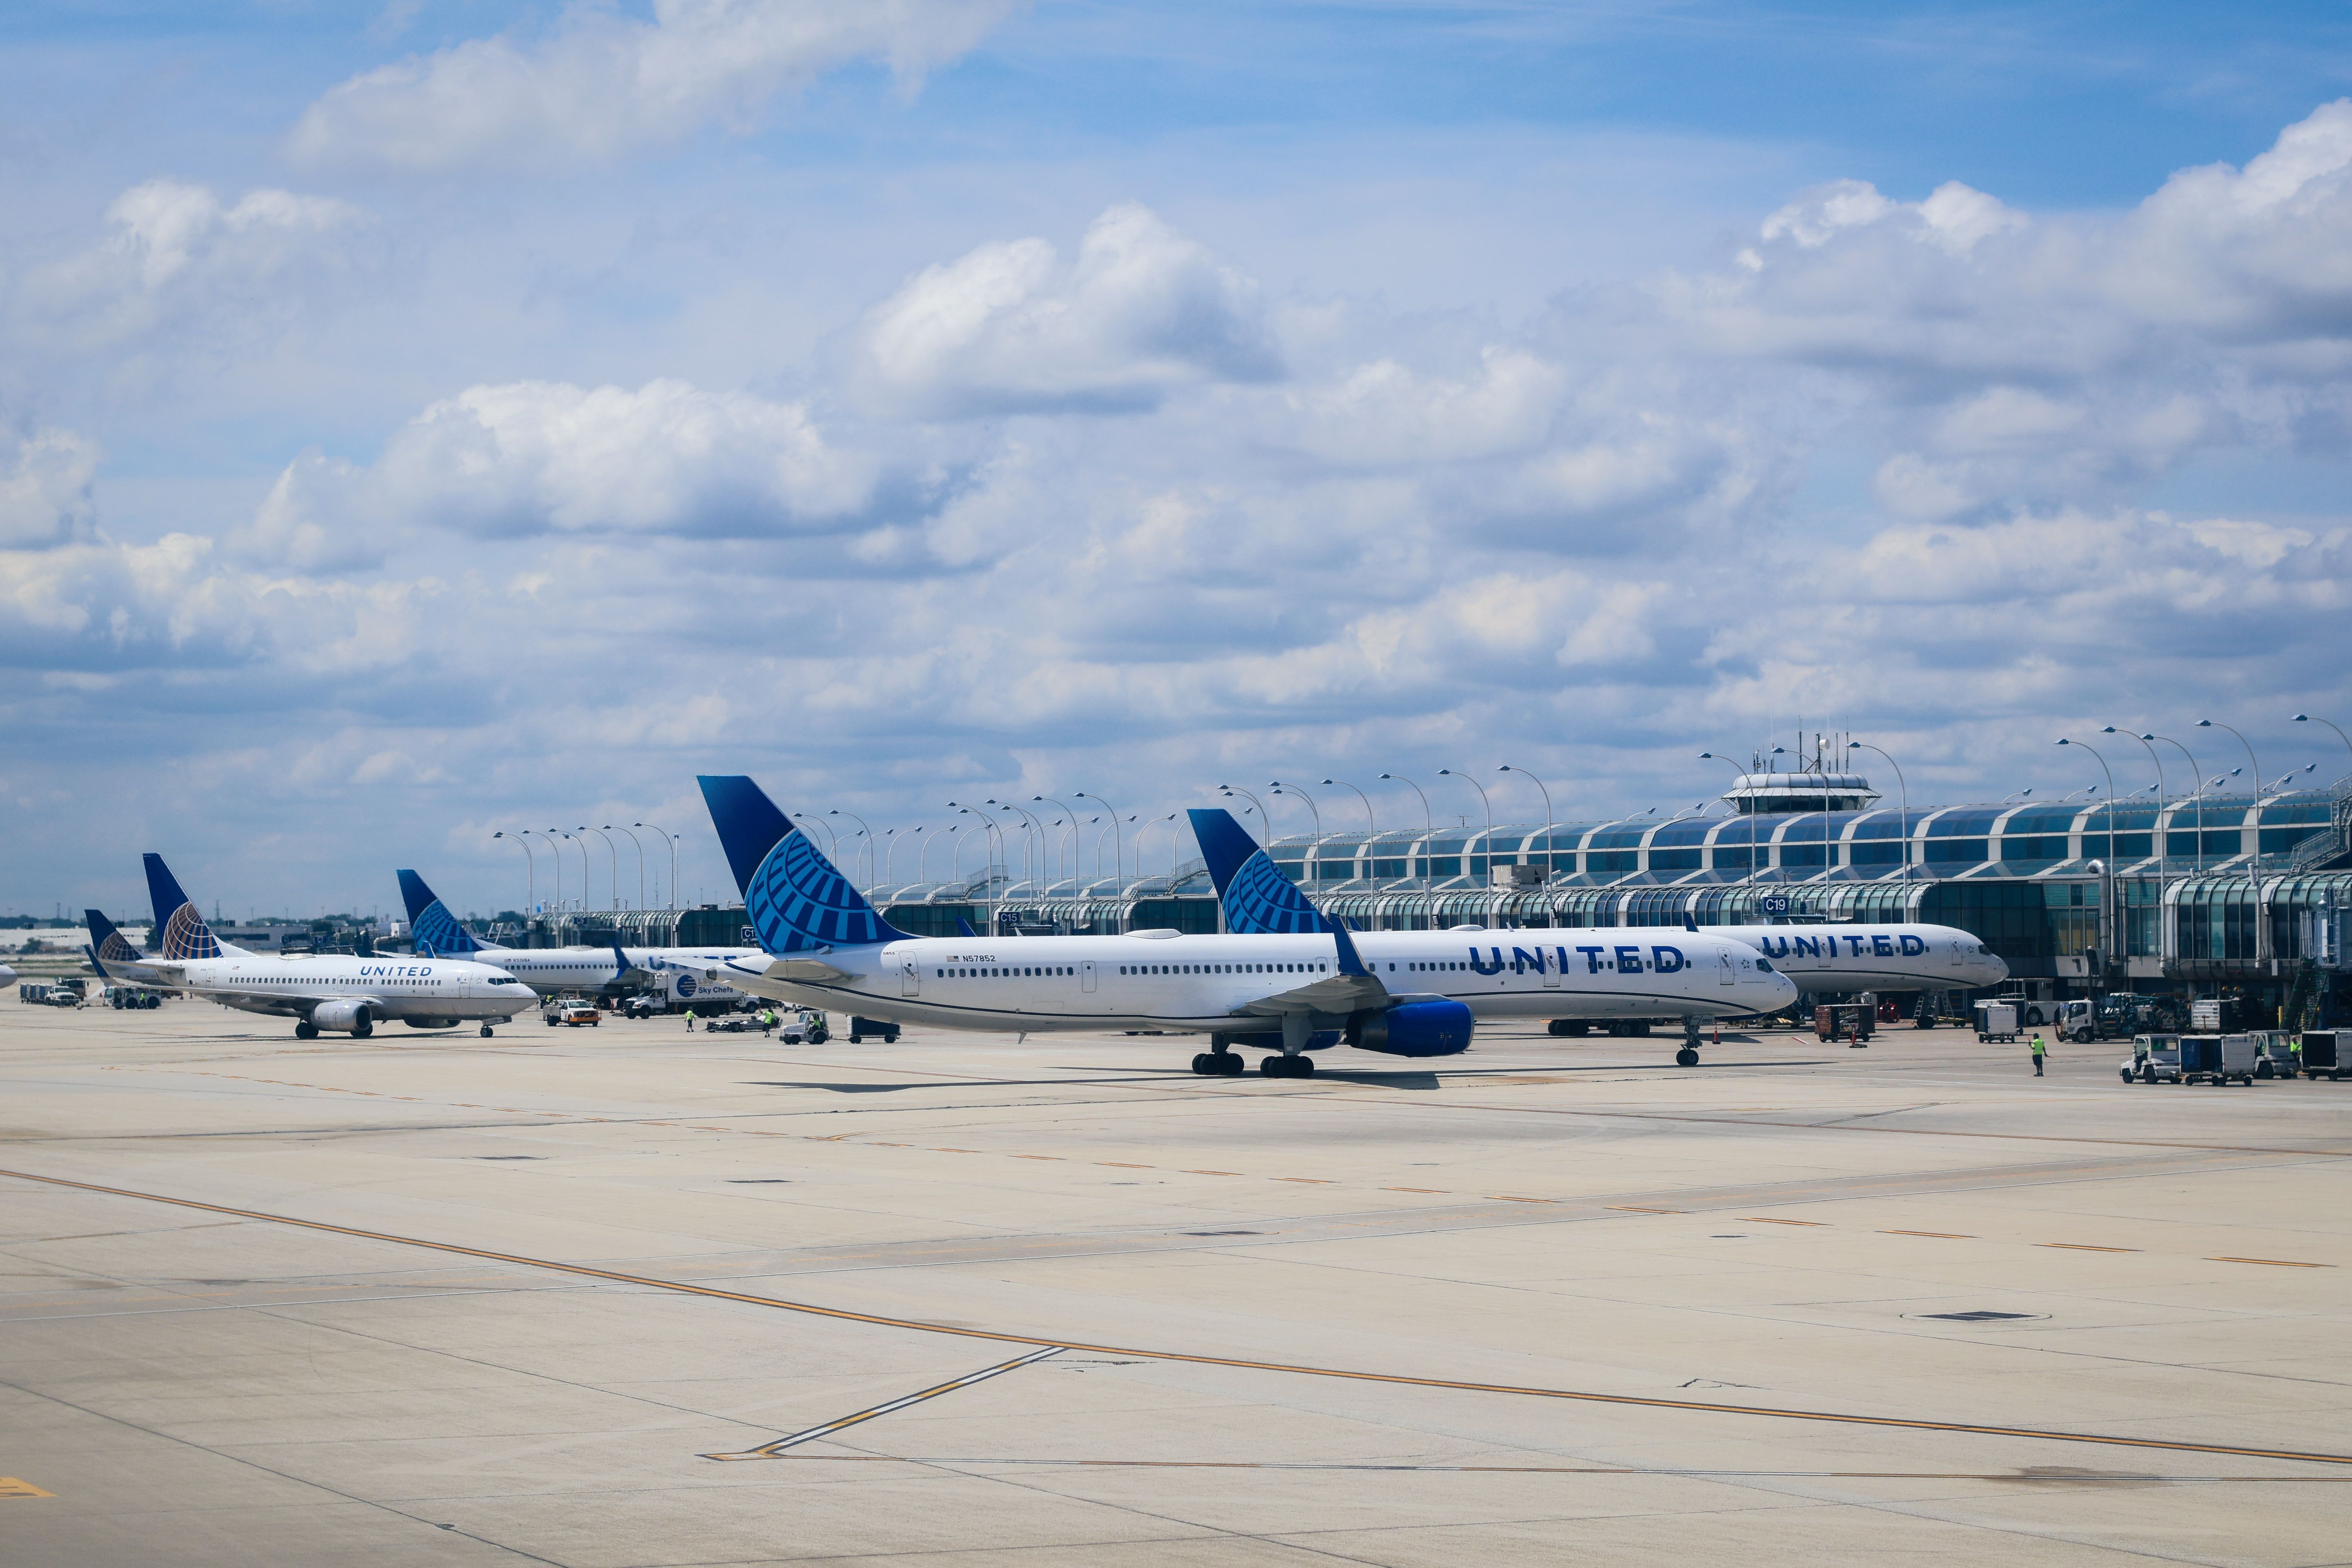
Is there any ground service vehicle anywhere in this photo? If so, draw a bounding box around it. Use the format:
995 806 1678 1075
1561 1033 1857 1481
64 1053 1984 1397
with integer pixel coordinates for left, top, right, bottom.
550 1002 601 1027
2253 1031 2299 1079
102 985 161 1009
780 1009 829 1044
2191 997 2259 1033
2121 1033 2181 1083
2300 1030 2343 1081
19 981 87 1007
847 1015 901 1044
1815 1002 1874 1043
1976 1000 2020 1042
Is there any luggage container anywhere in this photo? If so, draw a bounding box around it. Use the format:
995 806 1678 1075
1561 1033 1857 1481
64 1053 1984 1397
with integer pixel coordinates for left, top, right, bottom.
2179 1033 2256 1086
1815 1002 1875 1043
2300 1030 2344 1082
1975 1000 2020 1042
846 1015 901 1044
2120 1033 2181 1084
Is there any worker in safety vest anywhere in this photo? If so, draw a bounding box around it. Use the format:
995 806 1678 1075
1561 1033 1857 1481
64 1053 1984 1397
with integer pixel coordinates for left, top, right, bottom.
2030 1033 2047 1076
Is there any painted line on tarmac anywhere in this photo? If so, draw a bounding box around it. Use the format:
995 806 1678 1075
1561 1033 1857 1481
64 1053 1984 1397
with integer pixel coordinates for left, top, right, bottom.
6 1164 2350 1470
704 1346 1067 1460
0 1478 55 1499
761 1456 2352 1481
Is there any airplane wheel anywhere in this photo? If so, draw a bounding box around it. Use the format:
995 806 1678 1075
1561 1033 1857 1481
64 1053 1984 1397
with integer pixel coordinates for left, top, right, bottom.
480 1025 494 1038
1675 1047 1699 1067
1191 1053 1214 1075
1221 1053 1246 1075
1546 1020 1571 1036
295 1022 318 1040
1259 1056 1283 1075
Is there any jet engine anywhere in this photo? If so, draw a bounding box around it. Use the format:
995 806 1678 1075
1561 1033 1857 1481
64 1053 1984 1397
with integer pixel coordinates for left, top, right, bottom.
309 998 376 1035
1348 998 1474 1056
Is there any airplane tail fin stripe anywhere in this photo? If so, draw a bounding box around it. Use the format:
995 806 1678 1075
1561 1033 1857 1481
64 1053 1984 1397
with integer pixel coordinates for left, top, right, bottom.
698 776 912 952
1187 807 1332 936
398 870 483 956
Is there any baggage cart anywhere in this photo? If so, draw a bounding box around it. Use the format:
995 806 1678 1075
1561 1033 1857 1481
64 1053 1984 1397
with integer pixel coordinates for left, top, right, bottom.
1975 1000 2019 1042
846 1015 901 1044
2180 1033 2257 1086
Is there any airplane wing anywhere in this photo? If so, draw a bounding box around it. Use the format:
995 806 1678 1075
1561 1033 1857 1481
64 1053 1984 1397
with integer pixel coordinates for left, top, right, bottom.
1232 921 1389 1019
1233 969 1387 1019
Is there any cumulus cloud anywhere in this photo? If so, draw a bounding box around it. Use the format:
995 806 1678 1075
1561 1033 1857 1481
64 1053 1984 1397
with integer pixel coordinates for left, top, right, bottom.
287 0 1020 173
853 203 1281 415
16 180 365 349
0 430 101 549
230 379 880 570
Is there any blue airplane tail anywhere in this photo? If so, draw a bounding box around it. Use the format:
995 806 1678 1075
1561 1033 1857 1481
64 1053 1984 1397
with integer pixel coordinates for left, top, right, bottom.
697 775 912 952
143 853 225 960
1187 807 1335 937
397 869 484 956
85 908 147 979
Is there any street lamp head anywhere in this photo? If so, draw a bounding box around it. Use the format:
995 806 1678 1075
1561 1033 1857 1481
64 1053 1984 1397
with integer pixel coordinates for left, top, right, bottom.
2198 719 2214 728
1698 752 1715 760
1319 778 1336 785
1437 768 1453 777
2055 738 2072 746
2295 713 2312 722
1378 773 1394 780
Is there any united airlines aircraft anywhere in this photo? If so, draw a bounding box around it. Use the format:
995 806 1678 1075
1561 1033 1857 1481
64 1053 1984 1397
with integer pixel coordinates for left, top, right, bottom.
127 855 536 1038
1194 810 2007 1039
84 909 163 987
699 775 1796 1076
396 869 756 1009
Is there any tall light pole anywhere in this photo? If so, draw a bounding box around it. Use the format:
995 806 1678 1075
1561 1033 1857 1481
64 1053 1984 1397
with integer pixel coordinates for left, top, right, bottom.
1269 781 1321 837
885 827 921 887
578 826 618 910
794 814 836 857
1437 768 1494 885
2198 720 2261 797
2056 737 2118 972
1378 773 1434 887
1073 792 1122 879
1497 765 1555 880
607 826 646 910
2294 713 2352 780
494 831 533 916
2100 731 2166 880
1844 742 1909 882
1319 779 1376 833
2143 738 2203 875
532 831 563 912
988 800 1045 889
1031 797 1080 888
1218 784 1270 844
828 809 874 889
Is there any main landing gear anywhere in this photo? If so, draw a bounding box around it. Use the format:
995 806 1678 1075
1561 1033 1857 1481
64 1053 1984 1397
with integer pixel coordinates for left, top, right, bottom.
295 1022 318 1040
1189 1050 1246 1076
480 1024 495 1038
1260 1054 1314 1078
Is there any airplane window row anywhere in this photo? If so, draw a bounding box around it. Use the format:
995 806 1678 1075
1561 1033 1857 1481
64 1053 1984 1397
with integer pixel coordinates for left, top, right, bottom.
1119 962 1328 976
937 967 1076 978
1408 961 1470 971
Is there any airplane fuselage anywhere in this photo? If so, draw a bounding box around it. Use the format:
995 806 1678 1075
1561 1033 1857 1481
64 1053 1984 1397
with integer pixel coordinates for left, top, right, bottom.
1706 923 2007 993
720 928 1795 1037
170 955 537 1027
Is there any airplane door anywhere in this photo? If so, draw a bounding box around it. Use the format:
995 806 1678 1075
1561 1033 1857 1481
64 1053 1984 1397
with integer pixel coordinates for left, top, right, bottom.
900 958 920 998
1080 961 1097 994
1541 950 1560 989
1719 951 1737 986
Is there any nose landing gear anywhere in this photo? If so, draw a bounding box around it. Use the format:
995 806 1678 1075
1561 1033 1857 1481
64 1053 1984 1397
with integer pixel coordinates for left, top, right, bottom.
480 1024 495 1038
1676 1020 1702 1068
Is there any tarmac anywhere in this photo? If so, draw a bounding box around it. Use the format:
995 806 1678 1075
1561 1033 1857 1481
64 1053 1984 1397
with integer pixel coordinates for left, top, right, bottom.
2 999 2348 1566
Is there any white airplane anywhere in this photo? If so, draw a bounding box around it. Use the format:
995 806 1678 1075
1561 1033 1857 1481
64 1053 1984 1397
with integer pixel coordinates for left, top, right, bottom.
127 855 537 1039
696 775 1797 1076
83 909 163 986
396 870 755 1009
1192 806 2009 1061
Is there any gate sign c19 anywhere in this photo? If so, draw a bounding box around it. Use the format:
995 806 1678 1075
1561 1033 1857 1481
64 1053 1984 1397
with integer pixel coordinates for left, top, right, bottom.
1758 895 1791 916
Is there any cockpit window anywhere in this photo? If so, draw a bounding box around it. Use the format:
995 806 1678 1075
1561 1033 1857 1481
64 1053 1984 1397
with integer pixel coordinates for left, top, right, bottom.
1755 958 1773 972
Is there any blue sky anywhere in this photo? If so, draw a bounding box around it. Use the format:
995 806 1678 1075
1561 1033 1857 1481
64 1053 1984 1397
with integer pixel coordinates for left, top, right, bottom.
4 1 2350 920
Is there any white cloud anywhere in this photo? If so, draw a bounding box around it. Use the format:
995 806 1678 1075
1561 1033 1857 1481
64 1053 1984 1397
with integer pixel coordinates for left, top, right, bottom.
0 430 101 549
853 203 1281 415
287 0 1020 173
229 379 880 570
